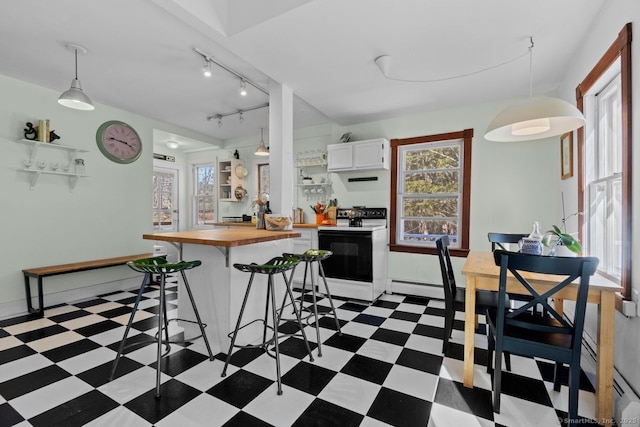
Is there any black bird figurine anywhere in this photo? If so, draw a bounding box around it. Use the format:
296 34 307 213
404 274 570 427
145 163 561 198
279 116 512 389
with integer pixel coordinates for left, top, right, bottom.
49 130 60 143
24 122 37 140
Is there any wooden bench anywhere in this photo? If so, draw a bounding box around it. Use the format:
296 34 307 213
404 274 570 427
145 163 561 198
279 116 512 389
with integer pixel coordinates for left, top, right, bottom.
22 253 153 318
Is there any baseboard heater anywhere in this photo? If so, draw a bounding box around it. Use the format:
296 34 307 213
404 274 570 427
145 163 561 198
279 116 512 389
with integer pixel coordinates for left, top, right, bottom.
563 310 640 426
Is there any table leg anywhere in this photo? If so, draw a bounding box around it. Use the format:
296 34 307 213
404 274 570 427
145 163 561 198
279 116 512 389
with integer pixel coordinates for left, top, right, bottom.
463 277 477 388
554 298 564 317
596 291 615 424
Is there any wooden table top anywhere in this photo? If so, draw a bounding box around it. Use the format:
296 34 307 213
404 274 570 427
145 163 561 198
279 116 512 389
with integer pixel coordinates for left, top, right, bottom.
143 229 302 247
207 222 327 229
462 251 622 293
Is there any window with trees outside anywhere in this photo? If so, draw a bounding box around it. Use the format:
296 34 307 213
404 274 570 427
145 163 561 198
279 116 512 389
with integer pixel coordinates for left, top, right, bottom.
390 129 472 256
193 164 216 227
576 23 632 308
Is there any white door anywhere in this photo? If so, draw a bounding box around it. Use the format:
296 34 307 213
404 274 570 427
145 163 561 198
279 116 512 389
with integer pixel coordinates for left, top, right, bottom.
153 167 179 231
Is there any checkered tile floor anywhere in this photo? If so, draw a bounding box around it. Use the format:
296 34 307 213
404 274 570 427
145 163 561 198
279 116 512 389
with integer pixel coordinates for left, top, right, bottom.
0 278 602 426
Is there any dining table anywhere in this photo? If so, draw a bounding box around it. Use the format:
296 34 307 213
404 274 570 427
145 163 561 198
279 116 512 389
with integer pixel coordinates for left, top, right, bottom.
461 251 622 424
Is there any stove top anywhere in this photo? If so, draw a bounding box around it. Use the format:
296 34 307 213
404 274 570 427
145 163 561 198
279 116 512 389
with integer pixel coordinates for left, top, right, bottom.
319 207 387 231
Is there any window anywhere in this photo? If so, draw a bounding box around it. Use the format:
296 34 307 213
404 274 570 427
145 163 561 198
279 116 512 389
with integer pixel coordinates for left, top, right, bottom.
576 23 632 305
585 76 622 279
193 163 216 227
390 129 473 256
258 163 270 198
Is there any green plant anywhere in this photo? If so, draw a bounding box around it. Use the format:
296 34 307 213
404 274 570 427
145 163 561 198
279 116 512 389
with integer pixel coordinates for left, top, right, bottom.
542 225 582 254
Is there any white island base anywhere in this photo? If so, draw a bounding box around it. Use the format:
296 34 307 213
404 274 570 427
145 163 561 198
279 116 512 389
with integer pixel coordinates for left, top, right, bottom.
177 238 295 355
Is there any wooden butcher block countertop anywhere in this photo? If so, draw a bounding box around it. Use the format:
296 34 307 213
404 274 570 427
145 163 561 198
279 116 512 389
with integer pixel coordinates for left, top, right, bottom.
143 228 301 247
208 222 330 229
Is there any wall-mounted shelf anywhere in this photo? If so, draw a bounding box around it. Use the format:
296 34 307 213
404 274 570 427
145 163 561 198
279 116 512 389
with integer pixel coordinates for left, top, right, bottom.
218 159 246 201
296 150 331 201
15 139 89 191
19 169 89 191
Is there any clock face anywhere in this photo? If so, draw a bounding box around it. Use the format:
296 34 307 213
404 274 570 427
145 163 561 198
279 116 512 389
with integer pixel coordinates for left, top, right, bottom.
96 121 142 164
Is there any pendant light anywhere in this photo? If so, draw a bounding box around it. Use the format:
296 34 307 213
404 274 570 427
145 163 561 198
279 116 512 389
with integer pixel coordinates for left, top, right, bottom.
255 128 269 156
484 38 584 142
58 43 94 111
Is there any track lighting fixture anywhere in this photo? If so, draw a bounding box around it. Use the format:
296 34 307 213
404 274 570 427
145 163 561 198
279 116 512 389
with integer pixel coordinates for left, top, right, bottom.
255 128 269 156
207 103 269 128
202 60 212 78
239 80 247 96
58 43 94 111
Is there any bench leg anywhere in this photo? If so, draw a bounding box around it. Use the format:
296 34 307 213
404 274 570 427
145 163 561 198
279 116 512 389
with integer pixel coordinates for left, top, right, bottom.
24 275 44 318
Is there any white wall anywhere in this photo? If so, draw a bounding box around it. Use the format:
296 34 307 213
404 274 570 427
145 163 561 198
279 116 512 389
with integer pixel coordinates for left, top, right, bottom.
556 0 640 395
0 73 217 307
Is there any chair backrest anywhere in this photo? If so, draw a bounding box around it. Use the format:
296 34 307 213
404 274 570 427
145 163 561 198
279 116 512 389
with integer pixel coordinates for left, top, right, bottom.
435 235 457 303
492 250 599 351
488 232 529 252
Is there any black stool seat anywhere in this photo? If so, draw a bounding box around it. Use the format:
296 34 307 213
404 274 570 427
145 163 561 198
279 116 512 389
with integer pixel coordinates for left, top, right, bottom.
223 256 314 395
282 249 342 357
110 257 214 397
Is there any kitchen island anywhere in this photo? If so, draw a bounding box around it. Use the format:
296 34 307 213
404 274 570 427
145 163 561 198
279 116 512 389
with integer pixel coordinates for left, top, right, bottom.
142 228 301 353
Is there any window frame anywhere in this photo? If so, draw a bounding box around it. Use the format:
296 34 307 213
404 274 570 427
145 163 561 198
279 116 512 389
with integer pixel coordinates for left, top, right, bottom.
576 23 632 308
192 162 217 229
390 129 473 257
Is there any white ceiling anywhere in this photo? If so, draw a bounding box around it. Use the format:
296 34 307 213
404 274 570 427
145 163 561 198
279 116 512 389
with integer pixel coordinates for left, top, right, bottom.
0 0 605 149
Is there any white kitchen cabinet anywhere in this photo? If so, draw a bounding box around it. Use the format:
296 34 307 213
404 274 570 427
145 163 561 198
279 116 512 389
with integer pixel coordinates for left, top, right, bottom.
327 138 389 171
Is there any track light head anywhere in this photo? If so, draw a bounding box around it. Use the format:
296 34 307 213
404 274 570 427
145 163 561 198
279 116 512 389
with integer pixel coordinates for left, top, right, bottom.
239 80 247 96
202 60 212 78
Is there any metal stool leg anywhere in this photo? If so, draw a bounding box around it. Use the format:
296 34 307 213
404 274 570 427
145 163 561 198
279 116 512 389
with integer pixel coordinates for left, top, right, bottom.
110 272 150 380
307 261 323 356
155 273 166 397
222 272 256 377
281 271 314 362
269 274 283 395
180 271 214 360
318 262 342 335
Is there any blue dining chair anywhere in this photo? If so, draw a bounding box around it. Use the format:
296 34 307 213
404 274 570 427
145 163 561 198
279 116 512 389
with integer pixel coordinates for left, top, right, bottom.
486 250 598 423
435 236 510 373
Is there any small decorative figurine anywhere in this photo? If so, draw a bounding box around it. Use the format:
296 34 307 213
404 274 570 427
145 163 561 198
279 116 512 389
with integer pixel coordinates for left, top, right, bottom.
49 130 61 143
233 149 240 159
24 122 37 140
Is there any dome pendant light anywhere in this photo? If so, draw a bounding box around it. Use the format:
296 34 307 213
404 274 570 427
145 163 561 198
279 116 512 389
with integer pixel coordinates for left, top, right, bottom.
484 38 584 142
58 43 95 111
255 128 269 156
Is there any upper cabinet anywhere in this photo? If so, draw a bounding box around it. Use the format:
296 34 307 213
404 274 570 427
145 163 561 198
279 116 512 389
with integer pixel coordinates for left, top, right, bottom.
327 138 389 172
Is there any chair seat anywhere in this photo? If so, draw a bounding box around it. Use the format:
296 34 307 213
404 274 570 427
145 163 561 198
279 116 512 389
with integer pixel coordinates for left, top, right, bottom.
487 309 573 350
452 289 509 314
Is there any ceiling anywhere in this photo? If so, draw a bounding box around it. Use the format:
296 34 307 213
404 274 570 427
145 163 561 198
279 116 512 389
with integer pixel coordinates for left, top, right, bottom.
0 0 606 150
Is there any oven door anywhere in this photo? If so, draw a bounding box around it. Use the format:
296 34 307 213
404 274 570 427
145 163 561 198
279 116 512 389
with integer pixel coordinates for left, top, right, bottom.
318 230 372 282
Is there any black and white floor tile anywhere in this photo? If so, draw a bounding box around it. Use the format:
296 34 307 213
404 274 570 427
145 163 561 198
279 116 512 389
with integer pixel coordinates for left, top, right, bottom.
0 279 602 426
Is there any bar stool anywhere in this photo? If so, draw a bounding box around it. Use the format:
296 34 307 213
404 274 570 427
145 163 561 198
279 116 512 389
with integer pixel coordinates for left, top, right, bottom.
222 256 314 395
110 257 214 397
283 249 342 357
